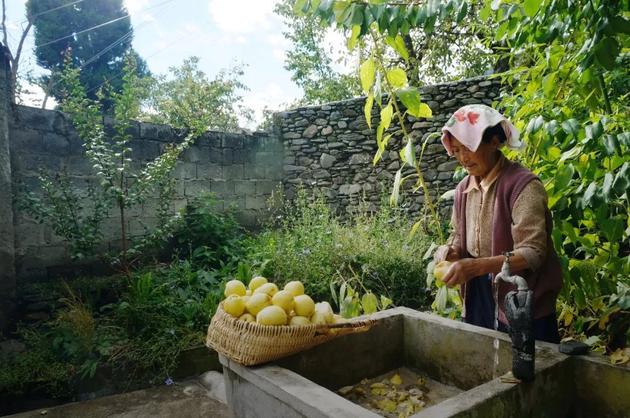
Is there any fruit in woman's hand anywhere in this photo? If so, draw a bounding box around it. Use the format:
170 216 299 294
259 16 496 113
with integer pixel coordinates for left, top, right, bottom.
256 305 288 325
239 313 255 322
284 281 304 297
294 294 315 317
272 290 295 313
289 316 311 326
433 261 452 287
223 295 245 317
224 279 247 297
254 283 279 297
249 276 267 291
246 293 271 316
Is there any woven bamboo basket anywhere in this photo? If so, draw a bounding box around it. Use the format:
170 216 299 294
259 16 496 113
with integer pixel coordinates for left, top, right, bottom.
206 303 374 366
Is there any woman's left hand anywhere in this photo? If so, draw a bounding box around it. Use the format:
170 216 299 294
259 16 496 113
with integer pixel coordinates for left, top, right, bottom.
442 258 480 287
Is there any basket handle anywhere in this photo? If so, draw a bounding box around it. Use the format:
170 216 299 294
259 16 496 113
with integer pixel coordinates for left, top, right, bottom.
314 319 374 336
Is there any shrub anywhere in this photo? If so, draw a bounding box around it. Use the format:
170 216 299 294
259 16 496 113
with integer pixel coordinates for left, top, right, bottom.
169 193 246 270
247 189 434 309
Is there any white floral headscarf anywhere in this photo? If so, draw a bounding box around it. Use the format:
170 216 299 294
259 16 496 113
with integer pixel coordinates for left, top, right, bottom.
440 104 523 156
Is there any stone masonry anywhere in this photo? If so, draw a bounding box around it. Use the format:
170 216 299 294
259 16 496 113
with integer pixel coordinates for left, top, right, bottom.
275 76 500 216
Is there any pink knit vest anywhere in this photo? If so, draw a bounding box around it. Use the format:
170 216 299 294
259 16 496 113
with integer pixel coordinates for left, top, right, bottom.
454 160 563 323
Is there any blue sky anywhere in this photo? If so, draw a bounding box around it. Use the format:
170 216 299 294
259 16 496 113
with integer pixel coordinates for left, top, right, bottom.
4 0 350 128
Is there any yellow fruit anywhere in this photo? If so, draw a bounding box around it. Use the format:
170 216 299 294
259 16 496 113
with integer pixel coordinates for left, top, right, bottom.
333 314 345 324
294 294 315 317
239 313 255 322
254 282 279 297
245 293 271 316
249 276 268 291
241 295 250 306
272 290 295 313
224 280 246 297
315 301 334 324
310 311 328 325
223 295 245 317
289 316 311 326
433 261 452 287
246 289 252 296
256 305 288 325
284 281 304 297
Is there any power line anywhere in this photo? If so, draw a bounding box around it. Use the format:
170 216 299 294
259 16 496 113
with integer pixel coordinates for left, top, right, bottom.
85 32 192 95
36 0 176 49
26 0 85 23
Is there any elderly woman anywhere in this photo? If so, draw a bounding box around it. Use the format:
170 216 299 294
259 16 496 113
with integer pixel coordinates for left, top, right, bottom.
434 104 563 343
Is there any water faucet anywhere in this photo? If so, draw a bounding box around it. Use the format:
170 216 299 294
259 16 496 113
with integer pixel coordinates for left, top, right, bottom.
494 251 528 291
495 251 535 382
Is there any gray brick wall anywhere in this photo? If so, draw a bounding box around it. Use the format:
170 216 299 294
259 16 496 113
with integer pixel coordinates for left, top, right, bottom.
9 107 283 281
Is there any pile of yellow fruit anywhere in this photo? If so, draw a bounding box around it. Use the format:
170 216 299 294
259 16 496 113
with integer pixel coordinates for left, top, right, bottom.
221 276 343 326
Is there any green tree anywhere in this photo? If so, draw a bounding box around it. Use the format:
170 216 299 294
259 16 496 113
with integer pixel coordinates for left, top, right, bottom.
141 57 251 132
281 0 494 103
26 0 149 106
275 0 361 105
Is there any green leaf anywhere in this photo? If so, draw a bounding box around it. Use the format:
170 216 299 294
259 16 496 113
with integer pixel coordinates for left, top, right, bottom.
603 135 621 156
585 122 603 141
396 87 419 115
582 181 600 207
610 16 630 34
359 59 376 94
554 164 575 191
380 295 392 310
386 35 409 61
594 37 620 70
456 1 468 22
386 68 407 88
600 217 624 242
399 139 415 167
380 102 393 131
561 119 580 138
361 292 378 314
612 162 630 196
602 172 614 199
364 93 374 128
523 0 538 17
432 286 448 312
347 25 361 50
543 72 557 97
528 115 544 134
389 169 402 206
293 0 307 14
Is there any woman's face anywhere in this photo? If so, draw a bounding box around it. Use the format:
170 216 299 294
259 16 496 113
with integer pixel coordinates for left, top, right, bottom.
448 134 501 179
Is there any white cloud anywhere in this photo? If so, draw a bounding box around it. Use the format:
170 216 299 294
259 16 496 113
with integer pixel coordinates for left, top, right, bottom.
17 82 57 110
241 82 299 129
208 0 279 34
124 0 150 15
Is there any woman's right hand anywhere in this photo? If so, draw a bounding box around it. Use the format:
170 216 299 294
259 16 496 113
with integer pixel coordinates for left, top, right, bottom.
434 245 460 263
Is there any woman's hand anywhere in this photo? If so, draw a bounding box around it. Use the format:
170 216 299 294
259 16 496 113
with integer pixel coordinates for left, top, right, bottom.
434 245 460 263
442 258 480 287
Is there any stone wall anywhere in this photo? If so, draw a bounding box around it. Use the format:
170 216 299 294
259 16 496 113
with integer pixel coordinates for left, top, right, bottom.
0 44 16 333
275 77 500 216
9 107 282 281
0 39 500 332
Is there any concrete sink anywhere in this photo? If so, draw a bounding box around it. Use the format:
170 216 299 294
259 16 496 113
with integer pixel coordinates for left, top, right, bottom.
219 307 629 418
